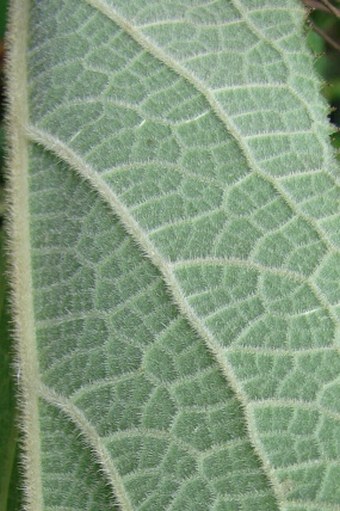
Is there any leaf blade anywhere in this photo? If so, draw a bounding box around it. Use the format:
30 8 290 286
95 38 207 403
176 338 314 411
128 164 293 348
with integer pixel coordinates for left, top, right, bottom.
8 0 340 509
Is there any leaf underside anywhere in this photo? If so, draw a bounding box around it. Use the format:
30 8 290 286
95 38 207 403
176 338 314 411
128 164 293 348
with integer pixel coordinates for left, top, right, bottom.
9 0 340 510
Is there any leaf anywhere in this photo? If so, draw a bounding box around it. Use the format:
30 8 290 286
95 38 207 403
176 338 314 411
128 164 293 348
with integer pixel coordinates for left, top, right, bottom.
7 1 340 510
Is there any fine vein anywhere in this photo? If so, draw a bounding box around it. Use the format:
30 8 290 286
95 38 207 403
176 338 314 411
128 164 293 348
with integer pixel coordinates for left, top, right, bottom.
85 0 339 257
26 124 286 507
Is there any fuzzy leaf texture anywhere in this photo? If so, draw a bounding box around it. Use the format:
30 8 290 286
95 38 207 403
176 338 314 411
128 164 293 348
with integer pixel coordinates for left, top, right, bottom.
7 0 340 510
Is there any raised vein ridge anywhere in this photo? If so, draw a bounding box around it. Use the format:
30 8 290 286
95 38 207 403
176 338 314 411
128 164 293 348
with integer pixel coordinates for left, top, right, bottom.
24 0 340 508
6 1 43 509
39 383 134 511
25 123 290 508
85 0 340 254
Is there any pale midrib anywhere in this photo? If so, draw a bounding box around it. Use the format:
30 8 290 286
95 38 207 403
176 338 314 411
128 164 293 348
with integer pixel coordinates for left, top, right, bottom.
6 1 43 510
26 124 287 508
84 0 339 258
38 383 134 511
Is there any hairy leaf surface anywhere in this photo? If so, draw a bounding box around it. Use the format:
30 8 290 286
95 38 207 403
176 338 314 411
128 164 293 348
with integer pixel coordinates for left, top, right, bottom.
7 1 340 510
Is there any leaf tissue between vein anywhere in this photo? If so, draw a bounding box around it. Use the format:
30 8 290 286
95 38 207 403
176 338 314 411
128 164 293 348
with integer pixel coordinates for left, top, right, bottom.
6 0 340 510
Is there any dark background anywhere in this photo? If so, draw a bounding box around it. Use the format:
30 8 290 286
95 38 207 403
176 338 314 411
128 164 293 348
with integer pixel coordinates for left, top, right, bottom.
0 1 339 510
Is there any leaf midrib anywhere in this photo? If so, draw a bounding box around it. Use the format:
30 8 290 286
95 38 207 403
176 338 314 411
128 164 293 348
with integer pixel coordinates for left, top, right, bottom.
7 1 44 509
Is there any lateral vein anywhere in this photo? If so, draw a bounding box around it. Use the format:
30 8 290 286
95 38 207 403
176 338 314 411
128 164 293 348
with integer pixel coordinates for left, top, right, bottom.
83 0 339 256
26 123 287 508
39 383 134 511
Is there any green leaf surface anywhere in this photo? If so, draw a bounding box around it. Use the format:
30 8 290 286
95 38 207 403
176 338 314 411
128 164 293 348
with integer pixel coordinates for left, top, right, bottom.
7 1 340 510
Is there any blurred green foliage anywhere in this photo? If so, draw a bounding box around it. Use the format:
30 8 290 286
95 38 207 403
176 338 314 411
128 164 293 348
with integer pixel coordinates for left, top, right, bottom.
0 230 22 511
306 4 340 147
0 1 339 510
0 0 7 38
